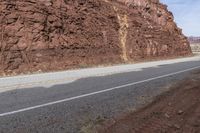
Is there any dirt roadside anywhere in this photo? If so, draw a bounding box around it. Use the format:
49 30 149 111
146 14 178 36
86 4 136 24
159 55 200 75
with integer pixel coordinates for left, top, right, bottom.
98 70 200 133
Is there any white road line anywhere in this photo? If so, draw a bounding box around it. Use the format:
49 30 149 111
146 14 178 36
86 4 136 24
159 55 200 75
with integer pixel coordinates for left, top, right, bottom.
0 65 200 117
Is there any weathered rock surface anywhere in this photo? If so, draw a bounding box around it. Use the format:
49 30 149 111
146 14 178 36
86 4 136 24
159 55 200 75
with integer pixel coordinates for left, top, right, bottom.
0 0 192 75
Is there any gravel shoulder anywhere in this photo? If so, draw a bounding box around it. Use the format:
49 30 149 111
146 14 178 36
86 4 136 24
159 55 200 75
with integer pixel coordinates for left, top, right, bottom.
99 69 200 133
0 55 199 93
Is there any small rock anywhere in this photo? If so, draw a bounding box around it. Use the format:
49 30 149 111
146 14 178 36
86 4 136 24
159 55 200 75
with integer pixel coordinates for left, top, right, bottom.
178 110 184 115
168 102 172 106
174 124 180 130
164 113 170 118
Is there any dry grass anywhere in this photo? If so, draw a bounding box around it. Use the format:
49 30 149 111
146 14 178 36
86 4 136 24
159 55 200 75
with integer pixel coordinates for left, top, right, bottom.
80 116 106 133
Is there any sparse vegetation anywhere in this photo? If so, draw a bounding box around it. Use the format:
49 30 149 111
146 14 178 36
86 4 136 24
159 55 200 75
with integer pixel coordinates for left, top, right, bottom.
80 116 106 133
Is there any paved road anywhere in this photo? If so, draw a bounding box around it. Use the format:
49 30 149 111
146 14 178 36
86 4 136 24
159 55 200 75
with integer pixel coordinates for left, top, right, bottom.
0 56 200 133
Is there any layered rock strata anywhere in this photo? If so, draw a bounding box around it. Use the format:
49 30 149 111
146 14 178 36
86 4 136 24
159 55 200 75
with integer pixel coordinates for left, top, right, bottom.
0 0 192 75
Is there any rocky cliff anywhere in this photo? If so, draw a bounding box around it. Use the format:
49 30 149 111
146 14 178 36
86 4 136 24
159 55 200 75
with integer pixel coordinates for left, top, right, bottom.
0 0 192 75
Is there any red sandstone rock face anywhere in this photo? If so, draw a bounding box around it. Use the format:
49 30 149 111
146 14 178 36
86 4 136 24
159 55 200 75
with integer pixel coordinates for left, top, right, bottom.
0 0 192 75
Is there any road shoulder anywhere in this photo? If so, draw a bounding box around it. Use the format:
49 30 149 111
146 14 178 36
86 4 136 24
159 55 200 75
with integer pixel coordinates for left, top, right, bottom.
98 69 200 133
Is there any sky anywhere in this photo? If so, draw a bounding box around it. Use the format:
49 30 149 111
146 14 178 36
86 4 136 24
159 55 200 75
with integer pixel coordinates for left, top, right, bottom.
160 0 200 36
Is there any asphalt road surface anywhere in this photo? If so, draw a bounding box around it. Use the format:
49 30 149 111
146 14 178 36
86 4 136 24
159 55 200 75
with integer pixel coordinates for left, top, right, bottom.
0 56 200 133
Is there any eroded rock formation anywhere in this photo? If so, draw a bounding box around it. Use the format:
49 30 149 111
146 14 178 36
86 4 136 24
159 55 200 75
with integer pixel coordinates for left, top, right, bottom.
0 0 192 75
